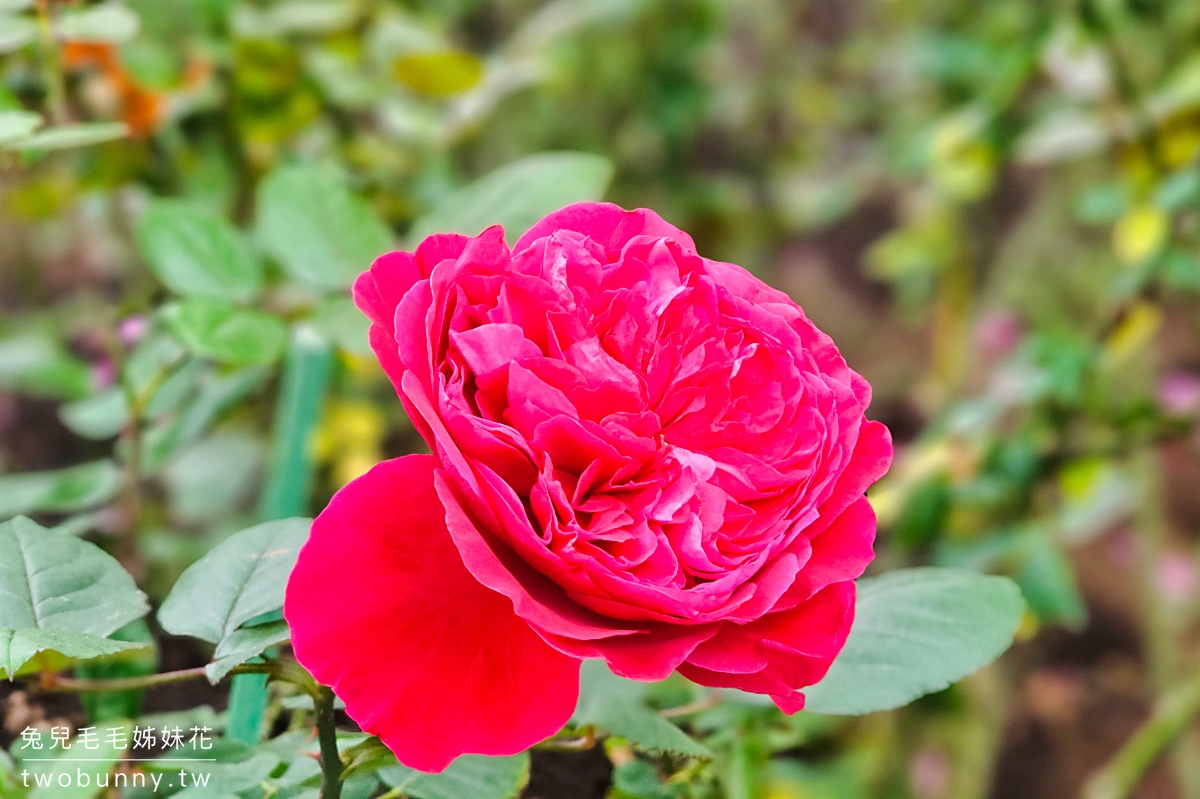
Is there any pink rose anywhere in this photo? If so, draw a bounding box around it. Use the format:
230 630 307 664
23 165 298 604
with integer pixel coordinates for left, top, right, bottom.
284 203 892 772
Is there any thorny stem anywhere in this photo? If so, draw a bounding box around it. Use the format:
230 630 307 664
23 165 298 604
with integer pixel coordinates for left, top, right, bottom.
315 686 344 799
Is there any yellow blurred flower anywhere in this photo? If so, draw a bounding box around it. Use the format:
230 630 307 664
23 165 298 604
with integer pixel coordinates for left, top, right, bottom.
312 400 387 487
1103 302 1162 361
1112 205 1169 265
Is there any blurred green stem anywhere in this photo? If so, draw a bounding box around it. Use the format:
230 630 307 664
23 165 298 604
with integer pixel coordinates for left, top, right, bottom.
34 0 67 125
1082 665 1200 799
316 686 344 799
226 326 332 746
1129 450 1200 798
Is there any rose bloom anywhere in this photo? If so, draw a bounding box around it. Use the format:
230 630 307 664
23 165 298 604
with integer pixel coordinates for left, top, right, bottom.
284 203 892 771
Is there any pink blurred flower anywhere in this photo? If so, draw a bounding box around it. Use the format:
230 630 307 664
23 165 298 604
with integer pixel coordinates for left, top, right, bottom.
1158 372 1200 415
117 315 147 348
1157 551 1198 605
975 308 1023 360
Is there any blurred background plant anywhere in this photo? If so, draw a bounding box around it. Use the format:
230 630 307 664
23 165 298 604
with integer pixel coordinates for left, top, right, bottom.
4 0 1200 797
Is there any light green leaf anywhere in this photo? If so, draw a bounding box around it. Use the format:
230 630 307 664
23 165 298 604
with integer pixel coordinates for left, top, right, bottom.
256 163 394 291
162 298 288 366
410 152 614 242
0 15 36 53
205 620 290 684
0 460 123 520
804 568 1025 715
0 517 148 677
136 200 263 301
7 122 128 150
57 3 140 43
25 721 133 799
0 629 144 677
573 661 711 758
158 518 309 646
0 335 91 400
60 389 130 439
379 753 530 799
310 295 370 356
0 109 40 143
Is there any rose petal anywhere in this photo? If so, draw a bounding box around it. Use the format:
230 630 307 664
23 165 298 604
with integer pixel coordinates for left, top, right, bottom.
285 455 580 772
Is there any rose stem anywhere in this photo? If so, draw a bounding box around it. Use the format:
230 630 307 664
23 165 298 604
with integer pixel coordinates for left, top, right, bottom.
38 663 272 692
315 686 344 799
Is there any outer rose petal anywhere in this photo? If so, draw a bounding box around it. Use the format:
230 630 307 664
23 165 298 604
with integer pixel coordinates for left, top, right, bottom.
514 201 696 255
678 582 856 713
284 455 581 773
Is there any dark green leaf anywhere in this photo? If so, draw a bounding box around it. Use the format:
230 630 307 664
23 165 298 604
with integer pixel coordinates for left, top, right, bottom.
158 518 309 646
205 620 290 684
0 516 148 677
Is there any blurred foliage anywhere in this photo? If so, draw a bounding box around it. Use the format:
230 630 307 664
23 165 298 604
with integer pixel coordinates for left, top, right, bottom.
5 0 1200 797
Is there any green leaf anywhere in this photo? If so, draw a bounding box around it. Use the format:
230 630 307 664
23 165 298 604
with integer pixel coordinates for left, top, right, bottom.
310 295 370 356
1016 534 1087 631
256 163 393 291
7 122 128 150
158 518 309 646
0 460 123 520
59 389 130 439
1155 169 1200 211
136 200 263 301
0 335 91 400
0 629 144 678
163 433 263 525
0 15 36 53
77 618 157 723
379 753 530 799
410 152 614 242
340 736 398 781
0 109 40 143
804 568 1024 715
24 721 133 799
573 661 711 758
56 3 140 43
162 298 288 366
205 620 290 684
0 517 148 677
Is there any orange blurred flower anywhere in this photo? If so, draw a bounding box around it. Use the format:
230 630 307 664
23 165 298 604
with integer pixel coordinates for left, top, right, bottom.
62 41 164 136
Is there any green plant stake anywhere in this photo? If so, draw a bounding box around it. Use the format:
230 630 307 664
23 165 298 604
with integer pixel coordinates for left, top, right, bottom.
226 325 332 745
